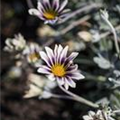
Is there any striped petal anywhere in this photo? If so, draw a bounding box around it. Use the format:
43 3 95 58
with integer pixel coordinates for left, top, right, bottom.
45 46 54 65
38 0 45 13
57 77 65 85
39 51 51 67
28 8 45 20
43 0 51 10
64 78 69 90
66 77 76 88
66 65 78 73
67 52 78 61
70 72 85 80
52 0 59 10
57 45 63 62
60 45 68 63
37 66 51 74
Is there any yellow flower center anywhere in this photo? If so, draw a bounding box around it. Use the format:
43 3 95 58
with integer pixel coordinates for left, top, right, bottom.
43 11 57 20
29 53 40 62
51 64 66 77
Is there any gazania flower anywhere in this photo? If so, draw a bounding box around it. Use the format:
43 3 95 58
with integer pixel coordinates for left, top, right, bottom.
83 108 115 120
24 73 57 99
37 45 85 90
28 0 70 24
4 33 26 52
22 42 41 64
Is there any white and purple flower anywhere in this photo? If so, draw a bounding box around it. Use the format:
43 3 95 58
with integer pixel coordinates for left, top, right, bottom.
22 42 41 64
28 0 70 24
37 45 85 90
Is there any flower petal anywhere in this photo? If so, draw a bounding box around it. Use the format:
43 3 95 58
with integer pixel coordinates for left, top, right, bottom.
60 45 68 63
47 74 55 81
39 51 51 67
89 111 95 117
57 45 63 62
52 0 59 10
37 0 45 12
67 52 78 61
37 66 51 74
69 72 85 80
66 64 78 73
83 115 91 120
59 0 68 12
43 0 51 10
66 77 76 88
64 78 69 90
57 77 65 85
28 9 40 16
45 46 54 65
54 45 58 62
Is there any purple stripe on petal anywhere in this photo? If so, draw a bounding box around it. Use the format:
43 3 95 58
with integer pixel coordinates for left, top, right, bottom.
39 51 51 67
57 77 65 85
67 52 79 62
57 45 63 63
60 57 66 64
52 0 59 11
66 65 78 73
66 77 76 88
37 1 45 13
43 0 51 11
45 46 54 65
68 72 85 80
60 46 68 63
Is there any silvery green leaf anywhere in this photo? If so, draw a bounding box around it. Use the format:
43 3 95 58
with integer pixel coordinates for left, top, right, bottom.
93 55 111 69
99 39 113 51
110 94 120 109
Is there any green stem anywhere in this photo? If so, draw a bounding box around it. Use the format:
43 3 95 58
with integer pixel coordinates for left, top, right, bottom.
58 84 99 108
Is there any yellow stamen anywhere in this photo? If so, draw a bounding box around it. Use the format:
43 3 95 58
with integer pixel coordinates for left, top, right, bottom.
29 53 40 62
43 11 57 20
52 64 66 77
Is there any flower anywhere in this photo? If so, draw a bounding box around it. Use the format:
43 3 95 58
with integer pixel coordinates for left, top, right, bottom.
24 73 57 98
4 33 26 52
28 0 70 24
22 42 41 65
83 108 115 120
37 45 85 90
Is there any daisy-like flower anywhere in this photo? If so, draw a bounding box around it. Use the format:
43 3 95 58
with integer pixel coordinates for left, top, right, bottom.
37 45 85 90
4 33 26 52
24 73 57 99
22 42 41 64
28 0 70 24
83 108 115 120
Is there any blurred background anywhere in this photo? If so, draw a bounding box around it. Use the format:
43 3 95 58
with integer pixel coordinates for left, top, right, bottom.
1 0 120 120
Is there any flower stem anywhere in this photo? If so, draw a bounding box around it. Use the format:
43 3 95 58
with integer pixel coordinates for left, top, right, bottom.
58 84 99 108
51 93 79 101
101 10 120 58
